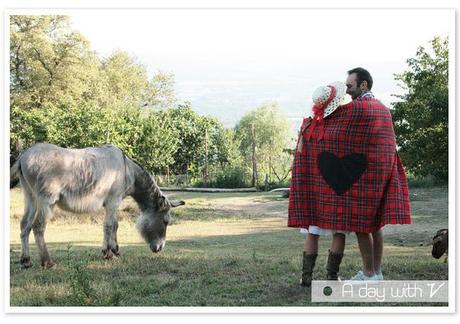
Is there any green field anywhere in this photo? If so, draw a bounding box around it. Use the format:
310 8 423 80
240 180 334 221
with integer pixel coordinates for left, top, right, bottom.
9 186 449 307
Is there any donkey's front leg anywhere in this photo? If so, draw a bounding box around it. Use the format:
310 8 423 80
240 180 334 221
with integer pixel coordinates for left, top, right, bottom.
102 205 120 259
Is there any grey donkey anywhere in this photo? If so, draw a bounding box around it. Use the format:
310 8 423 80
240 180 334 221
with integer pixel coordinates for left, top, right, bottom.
10 143 185 268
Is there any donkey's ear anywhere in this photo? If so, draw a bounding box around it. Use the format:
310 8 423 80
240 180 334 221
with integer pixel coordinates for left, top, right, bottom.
170 200 185 208
157 196 170 211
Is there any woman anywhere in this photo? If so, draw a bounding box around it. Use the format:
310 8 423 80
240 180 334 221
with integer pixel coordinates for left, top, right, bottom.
289 81 349 286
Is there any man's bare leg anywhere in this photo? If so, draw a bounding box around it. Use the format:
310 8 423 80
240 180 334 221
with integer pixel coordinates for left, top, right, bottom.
356 232 375 277
372 228 383 273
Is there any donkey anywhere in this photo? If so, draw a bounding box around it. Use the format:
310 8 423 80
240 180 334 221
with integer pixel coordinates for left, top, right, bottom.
10 143 185 268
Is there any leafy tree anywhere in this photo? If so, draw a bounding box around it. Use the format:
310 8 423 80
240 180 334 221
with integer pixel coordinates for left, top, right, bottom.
392 36 448 181
99 50 149 109
165 102 231 177
10 16 174 112
220 128 244 167
133 110 179 173
212 129 249 188
165 103 204 174
10 15 101 109
143 70 177 109
234 102 294 186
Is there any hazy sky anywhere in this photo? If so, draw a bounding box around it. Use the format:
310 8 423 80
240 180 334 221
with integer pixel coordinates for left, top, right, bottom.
69 9 453 129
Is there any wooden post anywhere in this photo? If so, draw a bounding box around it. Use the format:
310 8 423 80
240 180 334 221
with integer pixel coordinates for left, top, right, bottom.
269 147 272 183
252 124 257 188
186 165 189 187
166 166 170 186
204 128 209 187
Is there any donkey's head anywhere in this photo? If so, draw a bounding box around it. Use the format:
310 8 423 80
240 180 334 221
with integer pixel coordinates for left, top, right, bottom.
136 195 185 252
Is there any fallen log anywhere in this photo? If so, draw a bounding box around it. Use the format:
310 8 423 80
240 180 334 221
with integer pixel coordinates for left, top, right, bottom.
270 187 290 198
161 187 258 193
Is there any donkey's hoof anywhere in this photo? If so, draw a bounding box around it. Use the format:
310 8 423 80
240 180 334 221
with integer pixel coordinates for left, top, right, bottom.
111 246 120 256
20 256 32 269
102 249 116 259
41 260 55 269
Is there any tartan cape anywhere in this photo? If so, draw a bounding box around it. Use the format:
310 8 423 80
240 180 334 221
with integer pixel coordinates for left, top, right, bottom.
288 97 411 233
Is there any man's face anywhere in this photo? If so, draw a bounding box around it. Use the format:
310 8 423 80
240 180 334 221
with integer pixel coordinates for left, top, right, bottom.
346 73 365 99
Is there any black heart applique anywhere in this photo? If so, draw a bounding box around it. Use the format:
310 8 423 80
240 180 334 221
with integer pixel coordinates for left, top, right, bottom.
317 151 368 195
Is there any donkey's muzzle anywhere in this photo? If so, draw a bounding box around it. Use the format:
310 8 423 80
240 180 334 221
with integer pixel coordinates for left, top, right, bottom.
150 242 165 253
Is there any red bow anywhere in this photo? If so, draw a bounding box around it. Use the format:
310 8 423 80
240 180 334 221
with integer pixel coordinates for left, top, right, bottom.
305 85 336 141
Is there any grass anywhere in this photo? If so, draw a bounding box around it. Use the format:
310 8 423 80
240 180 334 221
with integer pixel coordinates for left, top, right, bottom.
9 186 449 307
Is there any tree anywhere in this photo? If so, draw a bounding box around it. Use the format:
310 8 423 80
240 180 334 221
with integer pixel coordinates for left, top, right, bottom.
142 70 177 110
391 36 448 181
132 110 179 173
234 102 295 187
10 15 101 109
166 102 230 177
100 50 149 109
10 16 172 111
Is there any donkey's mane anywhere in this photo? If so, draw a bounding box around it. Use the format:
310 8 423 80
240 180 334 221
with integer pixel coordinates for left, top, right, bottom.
125 154 163 210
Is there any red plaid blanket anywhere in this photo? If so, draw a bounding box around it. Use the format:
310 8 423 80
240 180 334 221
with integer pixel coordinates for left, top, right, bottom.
288 97 411 233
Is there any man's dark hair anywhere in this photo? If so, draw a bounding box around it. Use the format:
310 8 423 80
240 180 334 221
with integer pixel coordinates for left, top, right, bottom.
347 67 373 90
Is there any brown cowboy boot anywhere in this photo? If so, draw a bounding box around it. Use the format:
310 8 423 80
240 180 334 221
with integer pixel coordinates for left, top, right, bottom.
300 252 318 287
326 250 344 280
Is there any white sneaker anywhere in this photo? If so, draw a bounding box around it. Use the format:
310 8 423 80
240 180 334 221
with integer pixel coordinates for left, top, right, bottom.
374 271 384 281
349 270 379 282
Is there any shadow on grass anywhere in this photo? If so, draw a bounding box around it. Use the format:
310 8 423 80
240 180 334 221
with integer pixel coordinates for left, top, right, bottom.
9 228 448 307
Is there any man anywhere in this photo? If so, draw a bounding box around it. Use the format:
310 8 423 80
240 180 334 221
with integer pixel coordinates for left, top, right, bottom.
346 67 374 100
345 67 411 280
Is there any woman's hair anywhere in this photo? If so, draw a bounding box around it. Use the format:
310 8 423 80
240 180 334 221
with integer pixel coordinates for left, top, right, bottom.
347 67 373 90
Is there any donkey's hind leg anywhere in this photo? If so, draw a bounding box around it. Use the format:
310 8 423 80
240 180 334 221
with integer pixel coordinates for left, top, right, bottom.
19 186 35 268
32 199 55 269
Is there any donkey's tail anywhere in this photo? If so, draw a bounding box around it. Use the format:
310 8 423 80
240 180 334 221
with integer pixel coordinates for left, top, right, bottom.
10 154 22 188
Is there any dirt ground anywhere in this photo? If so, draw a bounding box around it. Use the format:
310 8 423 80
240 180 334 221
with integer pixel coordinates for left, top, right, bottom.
163 186 449 247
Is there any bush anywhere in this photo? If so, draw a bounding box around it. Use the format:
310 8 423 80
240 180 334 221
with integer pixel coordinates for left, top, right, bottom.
267 179 291 190
10 102 245 183
131 110 179 174
407 174 447 188
213 165 250 188
191 165 250 189
10 103 179 174
10 106 48 157
44 103 113 148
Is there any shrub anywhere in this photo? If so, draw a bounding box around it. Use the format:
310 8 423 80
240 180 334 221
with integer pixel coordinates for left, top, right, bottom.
214 166 250 188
